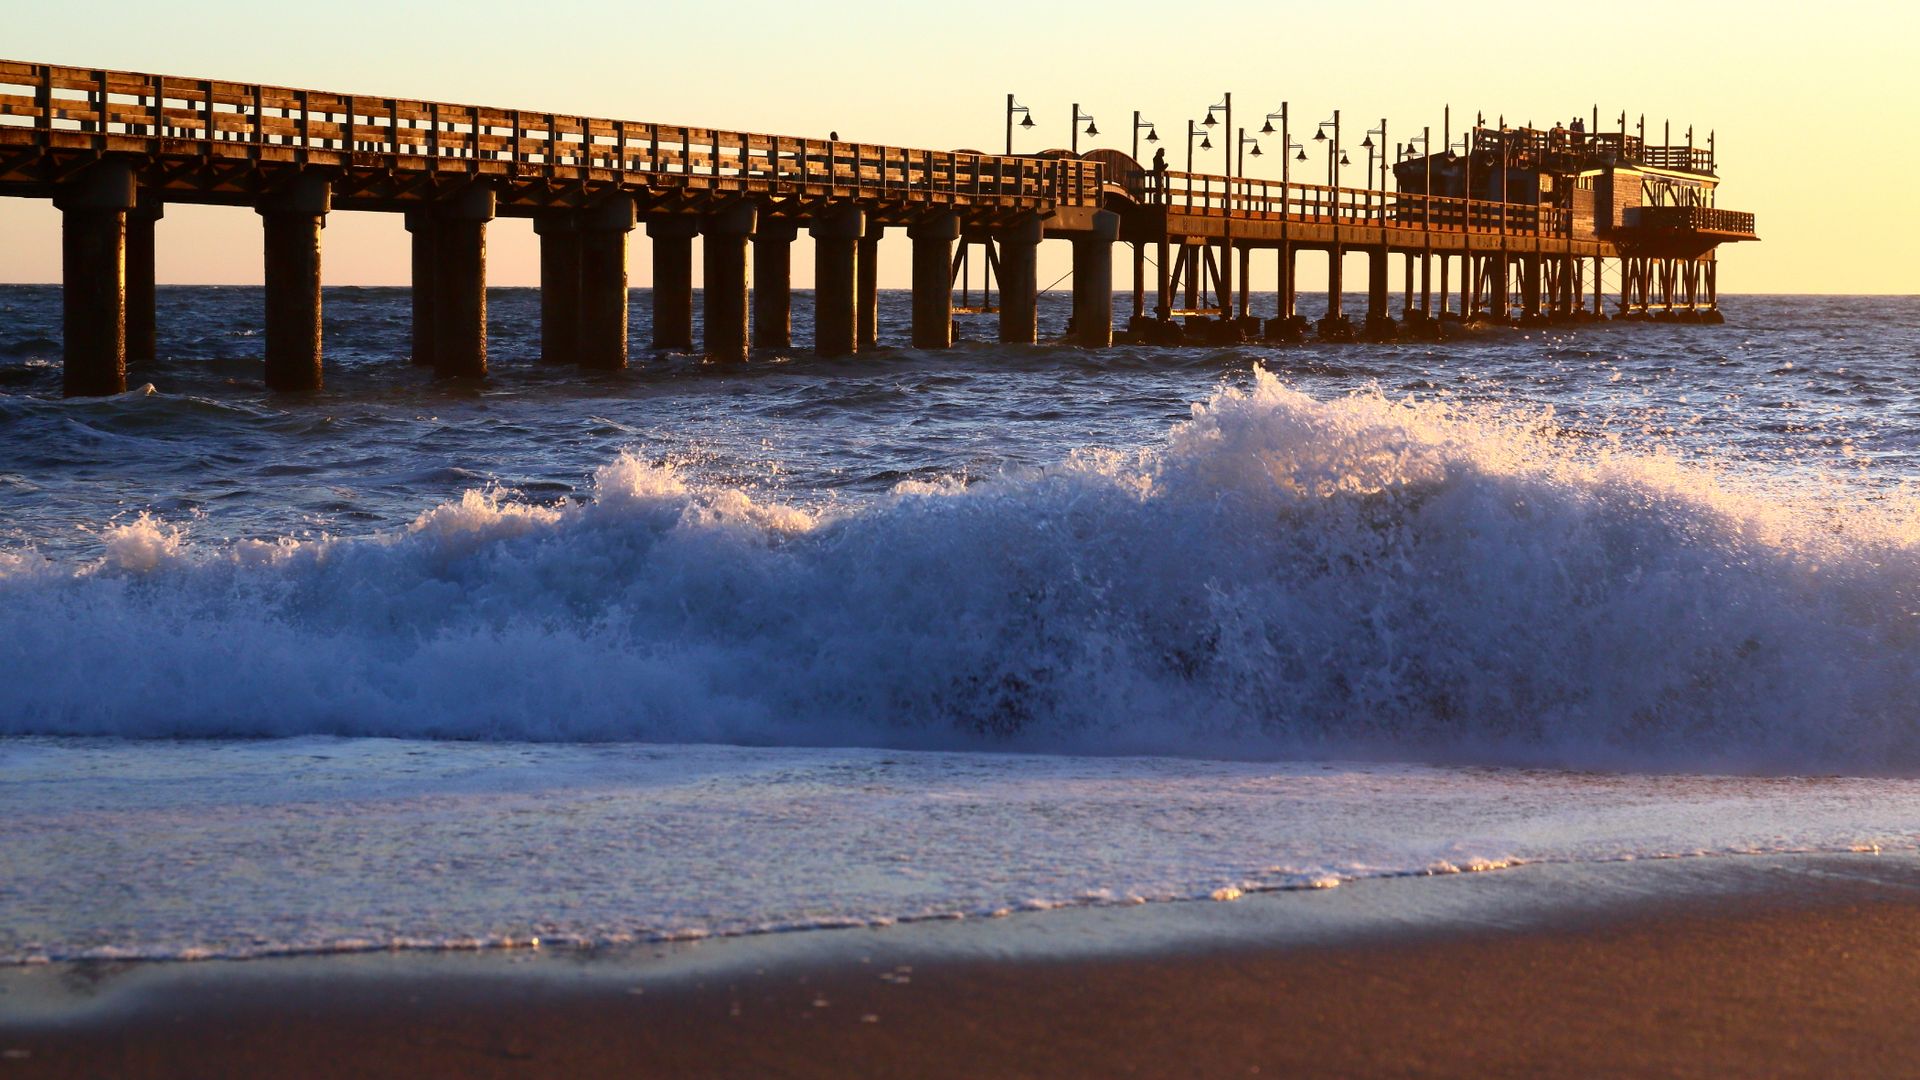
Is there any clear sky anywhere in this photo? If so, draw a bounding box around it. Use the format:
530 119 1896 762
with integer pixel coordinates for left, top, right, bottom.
2 0 1914 294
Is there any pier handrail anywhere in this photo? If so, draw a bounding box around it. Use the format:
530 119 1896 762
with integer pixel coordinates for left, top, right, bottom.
1147 169 1571 236
0 60 1104 212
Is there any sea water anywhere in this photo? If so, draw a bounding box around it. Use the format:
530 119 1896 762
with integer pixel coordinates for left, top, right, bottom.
2 287 1918 962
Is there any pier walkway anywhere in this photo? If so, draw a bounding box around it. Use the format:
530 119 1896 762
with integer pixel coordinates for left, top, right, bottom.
0 61 1756 395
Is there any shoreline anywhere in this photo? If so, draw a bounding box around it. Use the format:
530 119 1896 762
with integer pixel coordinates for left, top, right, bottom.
8 850 1920 1077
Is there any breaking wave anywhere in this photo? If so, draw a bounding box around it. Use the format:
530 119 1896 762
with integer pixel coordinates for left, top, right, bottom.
5 367 1920 772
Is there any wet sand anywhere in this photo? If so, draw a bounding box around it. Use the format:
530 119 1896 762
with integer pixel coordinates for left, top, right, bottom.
6 853 1920 1078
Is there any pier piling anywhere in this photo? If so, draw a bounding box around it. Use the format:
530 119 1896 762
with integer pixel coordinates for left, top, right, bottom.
1070 211 1119 347
647 218 698 351
578 195 636 369
432 185 493 379
54 160 136 397
535 213 582 365
406 211 438 367
126 193 161 367
257 173 331 391
810 208 863 357
996 215 1042 345
909 213 960 349
753 220 797 351
702 202 756 362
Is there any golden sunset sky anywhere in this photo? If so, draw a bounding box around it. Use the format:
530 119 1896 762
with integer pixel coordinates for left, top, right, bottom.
2 0 1913 294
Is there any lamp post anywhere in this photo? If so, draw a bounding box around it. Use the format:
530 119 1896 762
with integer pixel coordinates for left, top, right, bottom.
1131 111 1159 162
1236 128 1261 176
1361 118 1385 219
1071 104 1098 155
1313 112 1343 193
1185 120 1213 174
1005 95 1034 155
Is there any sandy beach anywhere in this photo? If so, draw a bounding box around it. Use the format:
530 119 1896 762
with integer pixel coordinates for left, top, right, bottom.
7 851 1920 1078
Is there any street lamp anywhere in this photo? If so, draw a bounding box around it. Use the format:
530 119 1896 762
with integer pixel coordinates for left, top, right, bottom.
1206 94 1232 176
1072 104 1098 155
1361 119 1385 218
1186 120 1213 173
1132 111 1159 162
1005 95 1034 155
1315 111 1342 189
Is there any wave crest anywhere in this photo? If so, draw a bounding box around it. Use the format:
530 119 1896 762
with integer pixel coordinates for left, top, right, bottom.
5 368 1918 771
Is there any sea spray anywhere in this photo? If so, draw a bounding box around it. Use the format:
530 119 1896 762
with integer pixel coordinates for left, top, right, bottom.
4 368 1918 771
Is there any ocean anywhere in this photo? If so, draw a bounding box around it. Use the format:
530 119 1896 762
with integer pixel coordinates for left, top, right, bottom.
3 286 1919 963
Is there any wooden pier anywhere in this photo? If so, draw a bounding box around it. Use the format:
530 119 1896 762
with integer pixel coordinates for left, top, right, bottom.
0 61 1757 395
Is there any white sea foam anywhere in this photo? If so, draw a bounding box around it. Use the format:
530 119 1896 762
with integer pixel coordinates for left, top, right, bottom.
3 739 1918 964
4 368 1920 771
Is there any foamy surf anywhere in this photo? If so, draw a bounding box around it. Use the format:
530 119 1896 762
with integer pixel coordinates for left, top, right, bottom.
3 739 1919 965
3 368 1919 772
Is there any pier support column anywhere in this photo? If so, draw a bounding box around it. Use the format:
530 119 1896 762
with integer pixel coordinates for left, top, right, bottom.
810 208 863 357
1489 253 1511 322
126 192 162 367
647 217 698 351
1521 255 1543 320
1155 236 1172 318
1327 247 1345 321
909 212 960 349
857 231 881 349
432 185 493 379
1070 211 1119 348
1439 254 1451 316
406 211 437 367
1277 243 1296 319
995 214 1042 345
702 202 756 362
55 160 137 397
1367 246 1389 321
1420 252 1432 314
753 220 797 351
535 213 582 365
578 195 636 370
257 173 331 392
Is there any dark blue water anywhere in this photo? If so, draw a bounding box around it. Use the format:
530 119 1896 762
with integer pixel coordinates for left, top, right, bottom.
2 288 1920 770
3 287 1916 559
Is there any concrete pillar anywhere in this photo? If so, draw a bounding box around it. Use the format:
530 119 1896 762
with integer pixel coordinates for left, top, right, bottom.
1367 246 1389 321
1489 253 1511 321
702 202 756 362
995 214 1042 345
578 195 636 369
406 211 437 367
809 208 863 357
535 213 582 364
909 212 959 349
126 192 162 367
857 232 881 349
753 220 798 351
55 160 137 397
1327 247 1345 320
1237 245 1251 321
647 217 698 351
257 173 332 392
1277 242 1295 319
1070 210 1120 348
1521 254 1543 318
433 184 494 379
1155 236 1172 318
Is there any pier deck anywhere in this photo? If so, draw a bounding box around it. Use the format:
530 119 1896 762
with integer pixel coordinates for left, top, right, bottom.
0 60 1756 394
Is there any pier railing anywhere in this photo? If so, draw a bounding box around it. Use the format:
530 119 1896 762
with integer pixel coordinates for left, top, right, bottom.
1621 206 1756 236
0 60 1103 210
1144 170 1569 236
